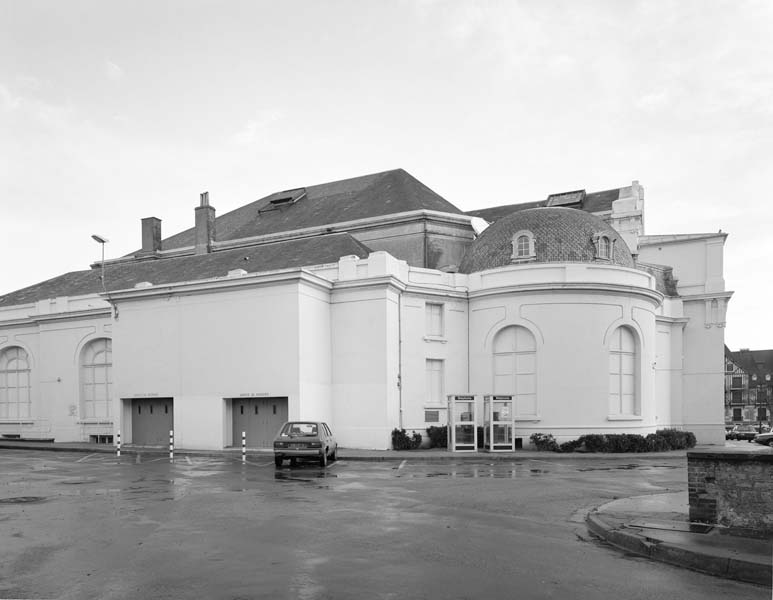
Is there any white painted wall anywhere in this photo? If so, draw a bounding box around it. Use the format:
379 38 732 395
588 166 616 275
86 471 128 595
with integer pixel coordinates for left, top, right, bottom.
0 311 112 443
113 281 303 449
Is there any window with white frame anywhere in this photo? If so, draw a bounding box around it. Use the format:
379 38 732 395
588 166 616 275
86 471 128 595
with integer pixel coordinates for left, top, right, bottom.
510 230 536 262
0 347 31 420
425 359 444 405
425 303 444 337
80 338 113 420
492 326 537 417
593 234 615 260
608 326 639 416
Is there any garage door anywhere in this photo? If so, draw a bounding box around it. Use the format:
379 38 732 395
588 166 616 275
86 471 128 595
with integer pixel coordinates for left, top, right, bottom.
131 398 174 446
232 397 288 448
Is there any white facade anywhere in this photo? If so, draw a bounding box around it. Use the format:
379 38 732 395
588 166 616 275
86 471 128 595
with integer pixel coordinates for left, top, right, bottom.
0 172 730 448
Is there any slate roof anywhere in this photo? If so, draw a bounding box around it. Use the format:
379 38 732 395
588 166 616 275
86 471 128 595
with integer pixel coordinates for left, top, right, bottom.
0 234 371 306
459 207 634 274
728 348 773 380
465 187 622 224
635 262 679 297
153 169 463 252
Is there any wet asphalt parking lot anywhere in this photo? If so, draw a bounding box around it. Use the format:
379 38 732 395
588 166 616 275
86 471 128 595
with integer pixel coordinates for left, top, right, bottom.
0 449 766 600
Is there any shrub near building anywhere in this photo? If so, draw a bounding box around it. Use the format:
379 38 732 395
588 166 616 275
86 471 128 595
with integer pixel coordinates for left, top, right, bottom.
530 429 696 453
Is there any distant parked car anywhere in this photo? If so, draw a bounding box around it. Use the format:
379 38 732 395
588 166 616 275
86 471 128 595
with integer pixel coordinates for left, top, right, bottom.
753 431 773 447
273 421 337 468
727 424 758 441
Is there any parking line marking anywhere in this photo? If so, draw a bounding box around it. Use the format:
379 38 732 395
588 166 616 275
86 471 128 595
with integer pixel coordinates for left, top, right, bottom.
397 460 407 470
76 453 98 463
135 454 141 464
185 456 192 464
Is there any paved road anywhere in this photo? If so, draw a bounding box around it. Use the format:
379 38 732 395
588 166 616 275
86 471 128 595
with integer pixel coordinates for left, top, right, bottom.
0 450 766 599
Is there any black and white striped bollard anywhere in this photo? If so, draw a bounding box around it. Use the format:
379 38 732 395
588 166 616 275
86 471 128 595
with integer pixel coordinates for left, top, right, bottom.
242 431 246 462
116 431 121 457
169 429 174 460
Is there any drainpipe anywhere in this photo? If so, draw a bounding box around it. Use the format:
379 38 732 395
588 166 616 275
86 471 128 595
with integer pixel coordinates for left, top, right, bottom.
398 289 403 429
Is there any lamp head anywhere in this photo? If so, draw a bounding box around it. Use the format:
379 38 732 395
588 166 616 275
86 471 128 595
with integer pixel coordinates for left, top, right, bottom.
91 234 109 244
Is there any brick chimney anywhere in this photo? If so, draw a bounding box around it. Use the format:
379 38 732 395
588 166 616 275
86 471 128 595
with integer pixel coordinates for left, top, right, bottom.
195 191 216 254
140 217 162 254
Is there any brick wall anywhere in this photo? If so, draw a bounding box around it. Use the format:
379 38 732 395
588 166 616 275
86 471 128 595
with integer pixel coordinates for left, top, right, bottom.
688 449 773 538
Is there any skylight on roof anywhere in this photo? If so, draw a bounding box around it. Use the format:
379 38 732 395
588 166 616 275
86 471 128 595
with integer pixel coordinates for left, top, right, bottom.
269 188 306 205
546 189 586 207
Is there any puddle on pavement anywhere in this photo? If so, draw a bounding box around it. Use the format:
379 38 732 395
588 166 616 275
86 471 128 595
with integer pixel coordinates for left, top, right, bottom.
274 472 337 483
0 496 47 504
576 464 679 472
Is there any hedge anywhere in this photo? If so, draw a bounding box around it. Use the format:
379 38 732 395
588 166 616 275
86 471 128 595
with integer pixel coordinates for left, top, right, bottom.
530 429 697 453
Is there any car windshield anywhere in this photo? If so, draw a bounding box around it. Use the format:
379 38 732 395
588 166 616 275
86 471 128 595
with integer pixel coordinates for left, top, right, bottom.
738 426 755 431
280 422 318 437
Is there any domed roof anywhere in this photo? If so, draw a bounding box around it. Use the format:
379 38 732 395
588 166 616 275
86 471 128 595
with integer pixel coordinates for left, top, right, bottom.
459 207 634 274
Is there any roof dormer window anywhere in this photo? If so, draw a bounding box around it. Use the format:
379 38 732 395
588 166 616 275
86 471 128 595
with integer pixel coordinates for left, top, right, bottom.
511 230 536 262
593 234 615 261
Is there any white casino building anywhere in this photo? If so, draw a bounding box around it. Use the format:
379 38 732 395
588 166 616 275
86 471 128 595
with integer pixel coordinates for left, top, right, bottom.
0 170 731 449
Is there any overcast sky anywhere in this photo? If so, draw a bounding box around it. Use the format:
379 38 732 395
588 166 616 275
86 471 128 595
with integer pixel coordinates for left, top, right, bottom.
1 0 771 350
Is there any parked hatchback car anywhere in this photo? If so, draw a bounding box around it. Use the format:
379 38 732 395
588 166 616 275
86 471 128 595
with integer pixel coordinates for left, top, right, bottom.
728 424 758 441
273 421 337 467
753 431 773 447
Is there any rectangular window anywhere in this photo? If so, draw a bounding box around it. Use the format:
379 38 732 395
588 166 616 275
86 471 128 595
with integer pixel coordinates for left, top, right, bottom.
731 390 743 403
732 408 743 421
731 376 743 388
426 359 444 405
758 407 768 421
425 303 444 337
424 410 440 423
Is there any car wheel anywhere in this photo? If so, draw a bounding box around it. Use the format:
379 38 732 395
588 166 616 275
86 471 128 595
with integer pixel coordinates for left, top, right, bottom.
768 440 773 447
290 458 297 467
320 450 328 468
330 446 337 462
274 456 283 468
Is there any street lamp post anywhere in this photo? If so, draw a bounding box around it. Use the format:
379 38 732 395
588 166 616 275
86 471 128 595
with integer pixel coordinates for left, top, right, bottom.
91 234 109 294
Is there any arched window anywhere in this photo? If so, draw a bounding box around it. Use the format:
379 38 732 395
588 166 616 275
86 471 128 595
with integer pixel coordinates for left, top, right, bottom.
81 338 112 420
0 347 31 419
598 236 610 259
609 327 639 416
511 230 536 262
593 234 615 260
493 326 537 417
516 235 530 257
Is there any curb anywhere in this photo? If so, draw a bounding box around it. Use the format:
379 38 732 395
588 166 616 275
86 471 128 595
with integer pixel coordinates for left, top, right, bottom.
585 511 771 586
0 443 691 462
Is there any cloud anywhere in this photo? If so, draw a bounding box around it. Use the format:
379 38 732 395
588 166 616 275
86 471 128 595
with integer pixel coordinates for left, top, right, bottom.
105 59 125 82
0 83 21 111
635 90 671 113
230 110 284 146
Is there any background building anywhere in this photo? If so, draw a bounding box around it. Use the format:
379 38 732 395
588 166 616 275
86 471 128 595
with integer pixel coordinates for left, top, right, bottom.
724 347 773 426
0 169 731 449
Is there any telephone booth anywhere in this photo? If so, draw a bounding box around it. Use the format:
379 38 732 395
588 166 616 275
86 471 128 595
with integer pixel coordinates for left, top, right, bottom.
447 395 477 452
483 395 514 452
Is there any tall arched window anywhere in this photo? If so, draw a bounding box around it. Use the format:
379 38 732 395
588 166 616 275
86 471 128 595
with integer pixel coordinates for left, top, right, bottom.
609 327 639 416
81 338 112 420
493 326 537 417
0 347 31 419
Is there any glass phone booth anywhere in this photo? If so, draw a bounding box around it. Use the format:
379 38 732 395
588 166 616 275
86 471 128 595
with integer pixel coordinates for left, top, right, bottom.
483 395 514 452
447 395 477 452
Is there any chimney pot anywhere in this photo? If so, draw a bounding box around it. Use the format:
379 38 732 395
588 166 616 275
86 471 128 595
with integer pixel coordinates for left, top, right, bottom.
140 217 162 254
195 192 216 254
